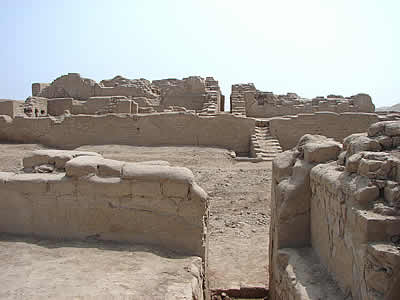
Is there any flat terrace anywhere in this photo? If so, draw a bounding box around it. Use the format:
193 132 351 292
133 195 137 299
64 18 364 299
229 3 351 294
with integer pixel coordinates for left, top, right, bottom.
0 143 272 299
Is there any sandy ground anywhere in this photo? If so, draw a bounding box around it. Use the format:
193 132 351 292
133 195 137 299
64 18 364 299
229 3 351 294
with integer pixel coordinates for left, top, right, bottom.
0 234 201 299
0 143 272 297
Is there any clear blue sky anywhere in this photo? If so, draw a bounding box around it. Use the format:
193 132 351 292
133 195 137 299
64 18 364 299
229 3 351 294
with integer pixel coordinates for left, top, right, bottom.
1 0 399 109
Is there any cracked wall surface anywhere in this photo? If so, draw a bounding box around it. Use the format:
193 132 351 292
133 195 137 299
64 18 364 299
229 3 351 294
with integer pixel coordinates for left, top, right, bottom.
269 122 400 299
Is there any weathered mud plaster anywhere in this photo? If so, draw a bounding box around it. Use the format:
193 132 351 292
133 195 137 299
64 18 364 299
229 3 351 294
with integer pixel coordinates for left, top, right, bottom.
32 73 223 115
269 122 400 299
269 112 380 150
230 83 375 118
0 151 209 259
0 113 255 155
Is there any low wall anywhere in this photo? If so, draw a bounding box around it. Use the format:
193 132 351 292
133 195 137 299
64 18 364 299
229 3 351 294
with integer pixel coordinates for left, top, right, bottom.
0 100 17 118
269 112 380 150
0 113 254 154
0 154 208 258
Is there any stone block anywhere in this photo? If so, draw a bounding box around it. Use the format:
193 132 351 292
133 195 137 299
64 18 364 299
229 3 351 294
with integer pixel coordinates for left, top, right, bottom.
368 121 388 137
384 181 400 208
358 158 384 177
65 156 102 177
50 153 74 169
272 150 296 182
122 163 194 184
346 135 382 157
385 122 400 137
375 135 393 150
23 153 49 169
97 159 124 177
303 140 341 163
354 185 380 205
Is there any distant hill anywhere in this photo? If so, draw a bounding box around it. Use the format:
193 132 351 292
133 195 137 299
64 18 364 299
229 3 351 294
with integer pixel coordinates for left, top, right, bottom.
376 102 400 112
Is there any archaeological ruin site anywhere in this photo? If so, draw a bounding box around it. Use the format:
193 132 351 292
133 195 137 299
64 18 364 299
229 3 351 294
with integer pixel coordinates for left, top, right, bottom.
1 73 400 300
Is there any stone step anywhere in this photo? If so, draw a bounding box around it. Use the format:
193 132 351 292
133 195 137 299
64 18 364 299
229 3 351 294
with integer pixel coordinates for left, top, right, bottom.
198 113 217 116
255 126 270 130
254 130 269 134
251 124 283 161
254 135 273 139
260 153 280 158
261 149 282 154
258 139 281 146
258 150 282 155
261 141 280 145
255 133 271 137
252 144 281 150
256 138 277 143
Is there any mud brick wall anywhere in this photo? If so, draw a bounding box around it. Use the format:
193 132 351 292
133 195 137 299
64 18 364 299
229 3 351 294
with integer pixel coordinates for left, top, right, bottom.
47 98 74 115
240 89 375 118
0 113 254 155
0 156 208 258
0 100 17 118
269 127 400 300
269 112 380 150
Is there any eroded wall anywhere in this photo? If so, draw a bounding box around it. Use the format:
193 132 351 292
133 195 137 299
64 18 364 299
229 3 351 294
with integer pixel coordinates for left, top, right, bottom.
24 97 48 117
269 112 380 150
48 97 137 116
153 76 221 112
230 83 375 118
0 153 208 258
33 73 222 114
0 100 18 118
269 126 400 300
0 113 254 155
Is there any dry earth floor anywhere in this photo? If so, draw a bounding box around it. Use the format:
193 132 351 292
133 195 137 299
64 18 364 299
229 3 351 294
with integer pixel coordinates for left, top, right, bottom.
0 234 202 299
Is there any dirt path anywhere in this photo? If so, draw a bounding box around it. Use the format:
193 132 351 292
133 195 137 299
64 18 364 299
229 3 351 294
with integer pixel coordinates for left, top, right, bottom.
0 143 272 297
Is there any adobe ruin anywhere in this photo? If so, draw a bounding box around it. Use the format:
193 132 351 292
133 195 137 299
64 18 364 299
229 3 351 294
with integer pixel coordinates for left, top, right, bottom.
1 73 400 299
29 73 223 116
270 122 400 300
230 83 375 118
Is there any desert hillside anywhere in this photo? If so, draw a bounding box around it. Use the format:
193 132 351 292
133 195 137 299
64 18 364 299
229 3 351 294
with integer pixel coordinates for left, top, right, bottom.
376 102 400 111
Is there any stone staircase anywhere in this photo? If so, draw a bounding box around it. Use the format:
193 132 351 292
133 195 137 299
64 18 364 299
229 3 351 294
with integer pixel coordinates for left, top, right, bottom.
198 77 221 116
250 120 282 161
198 99 218 116
230 91 246 116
